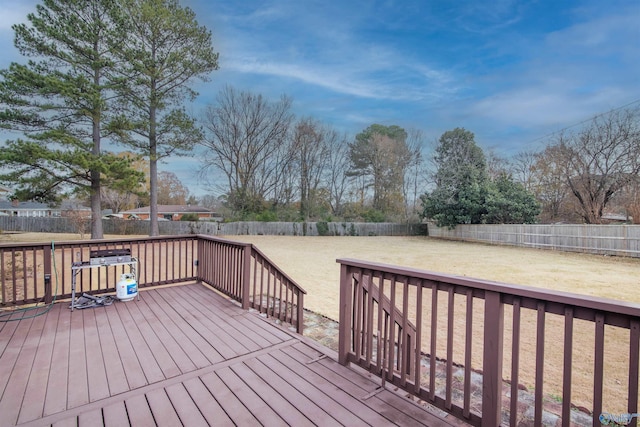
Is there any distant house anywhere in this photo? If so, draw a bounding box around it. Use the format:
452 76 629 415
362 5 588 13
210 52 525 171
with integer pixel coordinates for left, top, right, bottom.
0 200 61 217
0 199 92 218
121 205 221 221
60 199 92 218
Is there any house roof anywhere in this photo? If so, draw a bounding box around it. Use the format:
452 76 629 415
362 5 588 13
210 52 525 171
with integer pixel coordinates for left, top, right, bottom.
122 204 213 214
0 201 54 210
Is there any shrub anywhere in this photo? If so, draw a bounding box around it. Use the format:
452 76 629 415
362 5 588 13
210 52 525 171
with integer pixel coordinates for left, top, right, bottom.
180 213 200 221
316 221 329 236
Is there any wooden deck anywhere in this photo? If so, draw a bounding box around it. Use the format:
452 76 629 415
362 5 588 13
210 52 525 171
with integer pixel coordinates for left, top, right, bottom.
0 283 464 427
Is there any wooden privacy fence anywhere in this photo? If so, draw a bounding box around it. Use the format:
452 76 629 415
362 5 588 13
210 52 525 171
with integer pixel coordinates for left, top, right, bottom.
428 224 640 258
337 258 640 427
0 235 305 333
0 216 423 237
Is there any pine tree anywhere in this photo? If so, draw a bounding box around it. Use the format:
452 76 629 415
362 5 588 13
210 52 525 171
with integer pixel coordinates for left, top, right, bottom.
111 0 218 236
0 0 142 238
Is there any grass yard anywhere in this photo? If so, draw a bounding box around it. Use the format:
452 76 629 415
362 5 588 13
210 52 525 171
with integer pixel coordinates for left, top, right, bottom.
225 235 640 320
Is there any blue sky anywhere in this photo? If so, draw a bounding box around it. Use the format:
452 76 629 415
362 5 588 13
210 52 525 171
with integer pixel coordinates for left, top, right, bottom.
0 0 639 196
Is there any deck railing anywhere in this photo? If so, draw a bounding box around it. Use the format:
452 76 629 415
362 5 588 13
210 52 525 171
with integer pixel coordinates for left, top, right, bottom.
196 235 305 333
0 236 198 305
337 258 640 427
0 235 305 333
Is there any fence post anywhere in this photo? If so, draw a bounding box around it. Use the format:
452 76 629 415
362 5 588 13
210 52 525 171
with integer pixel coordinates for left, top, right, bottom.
241 244 251 310
482 290 504 427
338 263 353 366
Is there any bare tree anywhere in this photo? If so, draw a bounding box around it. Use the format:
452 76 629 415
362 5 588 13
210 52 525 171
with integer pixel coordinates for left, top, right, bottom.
200 86 294 216
511 150 538 191
401 129 425 221
101 187 137 214
157 171 190 205
551 107 640 223
485 147 510 180
326 133 352 217
64 209 90 239
620 176 640 223
349 124 416 215
291 118 337 220
531 145 573 222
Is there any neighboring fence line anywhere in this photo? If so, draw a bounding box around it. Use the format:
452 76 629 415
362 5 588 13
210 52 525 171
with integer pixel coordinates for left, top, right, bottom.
0 216 423 237
428 223 640 258
4 217 640 258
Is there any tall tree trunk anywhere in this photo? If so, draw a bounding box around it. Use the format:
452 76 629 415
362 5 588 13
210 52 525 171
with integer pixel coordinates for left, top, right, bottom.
149 102 159 237
91 65 103 239
90 173 103 239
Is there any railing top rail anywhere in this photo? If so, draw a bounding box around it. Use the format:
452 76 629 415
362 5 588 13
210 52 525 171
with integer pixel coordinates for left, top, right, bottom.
0 234 199 250
338 257 640 318
252 245 307 295
194 234 253 248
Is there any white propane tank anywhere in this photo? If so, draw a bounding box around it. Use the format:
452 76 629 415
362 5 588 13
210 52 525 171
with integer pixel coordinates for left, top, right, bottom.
116 273 138 301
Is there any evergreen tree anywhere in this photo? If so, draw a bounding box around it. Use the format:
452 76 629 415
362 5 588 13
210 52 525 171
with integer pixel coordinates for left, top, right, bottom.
0 0 141 238
483 173 540 224
421 128 488 228
111 0 218 236
421 128 539 228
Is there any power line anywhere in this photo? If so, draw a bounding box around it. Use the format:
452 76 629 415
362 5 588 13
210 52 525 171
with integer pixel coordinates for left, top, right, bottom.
525 98 640 146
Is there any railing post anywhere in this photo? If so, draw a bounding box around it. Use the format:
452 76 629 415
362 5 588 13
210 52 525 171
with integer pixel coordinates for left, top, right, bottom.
482 290 504 427
196 237 203 284
338 263 353 366
297 292 304 334
43 244 52 304
241 244 251 310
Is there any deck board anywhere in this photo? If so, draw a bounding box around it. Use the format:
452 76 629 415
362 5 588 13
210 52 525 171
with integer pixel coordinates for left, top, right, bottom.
0 313 46 427
93 306 129 396
83 309 110 403
199 371 261 426
182 377 234 426
43 308 71 417
17 308 59 424
124 394 154 427
103 304 147 390
1 283 467 427
0 311 21 355
229 362 315 427
245 356 340 426
112 302 165 384
122 300 181 379
67 309 89 409
0 317 33 401
140 291 212 369
145 388 182 427
78 408 103 427
164 382 209 427
271 349 396 426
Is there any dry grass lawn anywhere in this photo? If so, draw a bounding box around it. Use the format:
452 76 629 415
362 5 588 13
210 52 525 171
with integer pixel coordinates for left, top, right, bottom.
3 232 639 414
225 235 640 320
